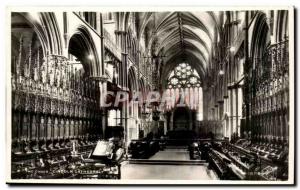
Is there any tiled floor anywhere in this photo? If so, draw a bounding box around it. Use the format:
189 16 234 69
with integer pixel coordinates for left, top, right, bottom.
121 149 218 180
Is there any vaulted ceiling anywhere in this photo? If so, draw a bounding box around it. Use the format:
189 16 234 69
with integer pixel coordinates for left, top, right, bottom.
137 12 222 84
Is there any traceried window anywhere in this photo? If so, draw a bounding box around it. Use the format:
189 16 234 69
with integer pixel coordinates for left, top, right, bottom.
167 63 201 89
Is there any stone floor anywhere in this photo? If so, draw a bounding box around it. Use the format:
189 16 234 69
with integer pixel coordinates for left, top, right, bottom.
149 148 190 161
121 149 218 180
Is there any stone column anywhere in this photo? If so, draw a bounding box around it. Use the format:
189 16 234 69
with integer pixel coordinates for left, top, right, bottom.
233 87 237 135
170 110 174 131
164 117 167 135
62 12 69 57
244 11 251 134
229 88 233 140
202 87 209 120
237 86 243 136
115 30 129 146
218 100 224 137
98 80 107 138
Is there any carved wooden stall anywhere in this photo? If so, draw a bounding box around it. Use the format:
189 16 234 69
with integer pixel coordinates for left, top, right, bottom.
11 33 102 179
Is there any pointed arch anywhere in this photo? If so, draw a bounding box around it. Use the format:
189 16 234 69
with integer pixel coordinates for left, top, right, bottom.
68 25 100 76
128 66 138 91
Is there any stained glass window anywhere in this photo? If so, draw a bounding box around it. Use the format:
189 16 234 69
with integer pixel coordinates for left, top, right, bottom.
167 63 201 89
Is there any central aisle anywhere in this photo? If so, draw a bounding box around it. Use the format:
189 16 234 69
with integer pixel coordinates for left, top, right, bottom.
149 149 190 161
121 164 217 180
121 148 218 180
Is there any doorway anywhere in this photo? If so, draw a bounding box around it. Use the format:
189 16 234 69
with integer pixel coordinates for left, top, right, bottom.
173 107 190 131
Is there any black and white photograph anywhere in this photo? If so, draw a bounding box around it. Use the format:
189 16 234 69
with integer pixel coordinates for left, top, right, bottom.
5 7 295 185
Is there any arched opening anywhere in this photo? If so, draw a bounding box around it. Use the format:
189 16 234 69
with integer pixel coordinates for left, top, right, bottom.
173 107 190 130
66 27 103 140
68 26 100 76
127 67 139 140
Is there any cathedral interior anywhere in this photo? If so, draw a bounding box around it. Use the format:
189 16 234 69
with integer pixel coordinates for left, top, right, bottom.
10 10 291 181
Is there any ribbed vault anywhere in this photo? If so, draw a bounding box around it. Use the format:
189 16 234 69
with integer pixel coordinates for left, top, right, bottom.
137 11 221 86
